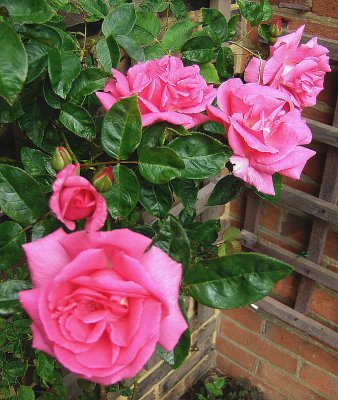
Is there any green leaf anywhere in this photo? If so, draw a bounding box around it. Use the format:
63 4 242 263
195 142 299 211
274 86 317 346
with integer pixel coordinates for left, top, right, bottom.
13 23 62 48
207 175 242 206
182 36 215 64
32 216 60 241
237 0 273 27
138 122 168 154
104 165 139 218
144 43 166 60
139 0 168 13
0 222 25 271
169 133 231 179
223 227 241 242
60 102 96 139
139 179 172 219
157 327 191 369
202 8 228 43
226 14 239 41
18 82 49 146
139 146 185 184
188 219 220 247
21 147 52 177
3 360 27 382
17 386 35 400
0 280 31 315
258 24 272 42
216 47 234 79
115 35 145 62
77 0 109 21
170 0 188 20
43 78 62 109
0 165 46 224
203 121 225 135
25 41 49 84
36 353 56 384
69 68 109 102
0 22 28 105
102 4 136 37
161 21 198 52
153 215 191 269
0 0 55 23
0 98 23 123
183 253 293 309
96 36 120 72
102 95 142 159
129 12 162 45
48 48 81 98
199 63 220 84
254 173 283 203
171 179 198 212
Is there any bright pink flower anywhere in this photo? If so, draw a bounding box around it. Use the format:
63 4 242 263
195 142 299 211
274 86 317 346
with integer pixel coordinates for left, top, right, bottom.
244 26 331 109
96 56 216 129
19 229 187 384
50 165 107 232
207 78 316 195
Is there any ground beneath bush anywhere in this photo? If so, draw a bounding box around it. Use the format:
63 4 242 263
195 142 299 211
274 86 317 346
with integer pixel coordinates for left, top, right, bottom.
179 369 265 400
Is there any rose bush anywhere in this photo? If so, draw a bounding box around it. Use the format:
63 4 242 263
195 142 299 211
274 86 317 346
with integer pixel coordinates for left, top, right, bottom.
96 55 216 129
207 78 316 195
244 25 331 109
50 165 107 232
19 228 187 384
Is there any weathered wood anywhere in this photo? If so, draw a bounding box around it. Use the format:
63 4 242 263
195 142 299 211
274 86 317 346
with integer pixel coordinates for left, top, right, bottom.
306 119 338 148
241 230 338 292
244 190 260 233
210 0 231 19
280 185 338 226
256 296 338 349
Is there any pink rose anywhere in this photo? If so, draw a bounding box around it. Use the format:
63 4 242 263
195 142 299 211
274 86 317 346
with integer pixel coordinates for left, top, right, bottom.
207 78 316 195
244 26 331 109
96 55 216 129
50 165 107 232
19 229 187 384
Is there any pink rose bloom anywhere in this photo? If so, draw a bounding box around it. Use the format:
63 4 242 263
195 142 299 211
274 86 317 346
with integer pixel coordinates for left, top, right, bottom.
19 229 187 384
207 78 316 195
96 55 216 129
50 165 107 232
244 26 331 109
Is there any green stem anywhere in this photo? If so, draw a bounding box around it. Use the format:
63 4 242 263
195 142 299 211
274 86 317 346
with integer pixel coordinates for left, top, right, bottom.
81 21 87 62
228 41 263 83
59 129 80 164
131 375 139 400
81 160 139 168
99 385 107 400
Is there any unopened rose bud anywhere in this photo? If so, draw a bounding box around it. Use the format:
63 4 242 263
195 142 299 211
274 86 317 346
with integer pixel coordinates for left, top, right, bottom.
269 19 282 38
93 166 114 192
51 146 72 171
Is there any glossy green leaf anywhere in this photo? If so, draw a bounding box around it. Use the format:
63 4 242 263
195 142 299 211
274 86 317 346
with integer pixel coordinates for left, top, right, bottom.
0 222 25 271
199 63 220 84
207 175 242 206
0 0 55 23
69 68 109 102
139 146 185 184
77 0 109 21
17 386 35 400
182 36 215 64
237 0 272 27
226 14 239 41
170 0 188 20
102 95 142 159
96 36 120 72
203 121 225 135
13 23 62 48
104 165 139 218
139 178 172 219
187 219 220 247
48 48 81 98
254 173 283 203
216 47 234 79
157 327 191 369
129 12 162 45
0 98 23 123
258 24 271 43
171 179 198 212
153 215 191 269
115 35 145 62
202 8 228 43
139 0 168 13
138 122 168 154
144 43 166 60
0 165 47 224
60 102 96 139
223 227 241 242
3 361 27 382
0 22 28 105
161 21 198 52
102 4 136 37
21 147 52 177
0 280 31 315
43 78 62 109
169 133 231 179
183 254 292 309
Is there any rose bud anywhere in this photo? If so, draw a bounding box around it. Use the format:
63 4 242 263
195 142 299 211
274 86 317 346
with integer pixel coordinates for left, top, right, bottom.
51 146 72 171
93 166 114 192
269 19 282 38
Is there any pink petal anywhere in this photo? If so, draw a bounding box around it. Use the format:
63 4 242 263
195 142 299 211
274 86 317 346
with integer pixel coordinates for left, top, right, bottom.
84 194 107 232
111 68 131 96
141 111 192 128
184 113 210 129
277 147 316 179
96 92 117 111
207 105 229 128
244 57 267 84
23 229 70 287
217 78 243 115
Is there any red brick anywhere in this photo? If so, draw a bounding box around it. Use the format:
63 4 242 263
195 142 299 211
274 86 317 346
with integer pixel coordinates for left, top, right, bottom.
308 286 338 326
324 230 338 260
257 362 326 400
288 19 338 41
265 321 338 375
229 192 246 219
299 363 338 398
220 318 298 373
221 307 263 332
216 355 287 400
259 202 280 231
272 273 300 306
312 0 338 19
281 212 313 245
216 336 257 372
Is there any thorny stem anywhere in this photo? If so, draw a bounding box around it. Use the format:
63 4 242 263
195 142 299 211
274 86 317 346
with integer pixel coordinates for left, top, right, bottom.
131 375 139 400
58 129 80 164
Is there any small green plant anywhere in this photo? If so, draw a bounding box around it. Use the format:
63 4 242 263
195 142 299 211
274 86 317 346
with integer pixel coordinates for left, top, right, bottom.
197 377 225 400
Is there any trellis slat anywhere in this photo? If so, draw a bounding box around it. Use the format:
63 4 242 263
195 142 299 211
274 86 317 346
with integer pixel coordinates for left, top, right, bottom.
307 119 338 148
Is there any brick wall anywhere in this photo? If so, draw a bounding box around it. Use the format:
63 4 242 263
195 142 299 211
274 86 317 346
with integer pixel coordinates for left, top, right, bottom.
215 2 338 399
